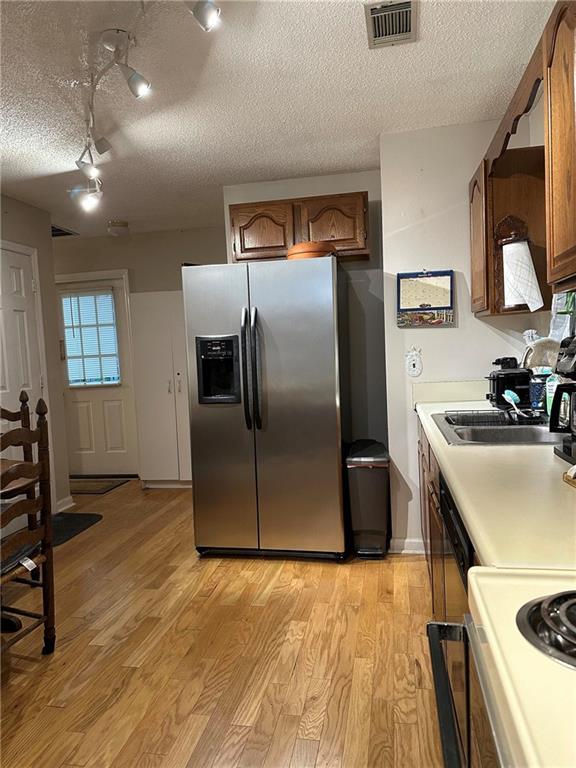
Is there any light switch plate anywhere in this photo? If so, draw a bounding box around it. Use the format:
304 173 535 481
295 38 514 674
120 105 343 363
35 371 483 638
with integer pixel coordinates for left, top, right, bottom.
405 347 423 377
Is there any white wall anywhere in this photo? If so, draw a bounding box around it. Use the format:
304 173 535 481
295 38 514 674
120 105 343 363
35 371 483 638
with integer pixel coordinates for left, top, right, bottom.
1 195 71 508
223 170 388 444
53 226 226 292
380 122 550 552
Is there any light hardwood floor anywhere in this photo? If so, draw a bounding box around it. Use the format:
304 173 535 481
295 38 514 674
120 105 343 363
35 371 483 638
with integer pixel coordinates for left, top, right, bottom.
0 481 443 768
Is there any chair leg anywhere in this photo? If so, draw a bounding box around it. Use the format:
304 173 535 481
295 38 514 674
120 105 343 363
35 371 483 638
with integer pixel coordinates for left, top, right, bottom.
31 567 41 585
41 548 56 655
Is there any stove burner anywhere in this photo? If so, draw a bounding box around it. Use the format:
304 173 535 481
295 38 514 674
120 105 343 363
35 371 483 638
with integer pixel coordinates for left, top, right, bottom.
516 591 576 669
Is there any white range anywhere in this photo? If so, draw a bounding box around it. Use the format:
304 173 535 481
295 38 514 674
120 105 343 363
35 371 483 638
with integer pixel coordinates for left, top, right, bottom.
468 568 576 767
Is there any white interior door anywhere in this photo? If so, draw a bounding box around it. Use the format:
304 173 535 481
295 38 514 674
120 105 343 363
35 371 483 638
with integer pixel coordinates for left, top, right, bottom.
0 244 43 455
58 275 138 475
131 292 179 482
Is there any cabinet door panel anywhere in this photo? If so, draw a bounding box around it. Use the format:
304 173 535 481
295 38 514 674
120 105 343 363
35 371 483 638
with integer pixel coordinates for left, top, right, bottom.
299 192 367 252
429 490 445 622
230 202 294 260
131 293 179 482
470 161 488 312
171 298 192 482
418 441 431 582
544 4 576 285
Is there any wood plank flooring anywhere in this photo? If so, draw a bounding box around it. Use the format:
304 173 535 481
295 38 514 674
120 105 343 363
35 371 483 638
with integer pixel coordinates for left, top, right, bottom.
0 482 443 768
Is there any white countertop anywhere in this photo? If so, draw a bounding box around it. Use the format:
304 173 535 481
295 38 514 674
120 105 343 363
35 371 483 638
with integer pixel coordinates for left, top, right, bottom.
468 568 576 767
416 400 576 570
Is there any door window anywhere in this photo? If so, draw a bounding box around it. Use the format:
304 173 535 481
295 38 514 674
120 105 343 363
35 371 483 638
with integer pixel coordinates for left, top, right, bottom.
61 290 121 386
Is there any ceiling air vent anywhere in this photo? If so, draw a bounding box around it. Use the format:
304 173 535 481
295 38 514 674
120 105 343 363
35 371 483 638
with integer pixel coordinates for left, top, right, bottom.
365 0 417 49
51 225 78 238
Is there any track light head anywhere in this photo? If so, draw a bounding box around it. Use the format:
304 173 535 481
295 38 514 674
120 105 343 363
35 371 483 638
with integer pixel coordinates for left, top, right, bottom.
75 158 101 179
79 189 102 212
116 62 151 98
94 136 112 156
74 178 103 213
187 0 221 32
75 145 100 179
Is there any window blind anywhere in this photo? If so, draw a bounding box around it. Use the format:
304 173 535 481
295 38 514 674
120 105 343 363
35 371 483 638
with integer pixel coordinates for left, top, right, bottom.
61 290 121 386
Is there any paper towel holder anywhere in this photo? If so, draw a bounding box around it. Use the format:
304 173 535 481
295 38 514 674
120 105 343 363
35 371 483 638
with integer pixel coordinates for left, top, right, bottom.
494 214 529 246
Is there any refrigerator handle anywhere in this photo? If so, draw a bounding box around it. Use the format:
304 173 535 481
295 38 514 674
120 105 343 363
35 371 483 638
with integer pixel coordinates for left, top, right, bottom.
250 306 263 430
240 307 253 431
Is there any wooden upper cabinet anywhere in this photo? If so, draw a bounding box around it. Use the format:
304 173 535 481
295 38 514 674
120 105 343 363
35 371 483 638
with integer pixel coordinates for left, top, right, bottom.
229 192 369 261
470 161 488 313
298 192 368 253
544 2 576 287
230 201 294 261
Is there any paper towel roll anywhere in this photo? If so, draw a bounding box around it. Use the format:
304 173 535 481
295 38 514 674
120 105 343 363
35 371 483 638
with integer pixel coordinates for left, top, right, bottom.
502 240 544 312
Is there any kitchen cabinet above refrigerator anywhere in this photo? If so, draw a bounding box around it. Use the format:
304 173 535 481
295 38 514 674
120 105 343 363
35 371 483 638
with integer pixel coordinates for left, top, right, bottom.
229 191 369 261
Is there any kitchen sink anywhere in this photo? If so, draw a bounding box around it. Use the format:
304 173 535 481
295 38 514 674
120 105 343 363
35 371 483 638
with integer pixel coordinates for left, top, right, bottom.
432 413 564 446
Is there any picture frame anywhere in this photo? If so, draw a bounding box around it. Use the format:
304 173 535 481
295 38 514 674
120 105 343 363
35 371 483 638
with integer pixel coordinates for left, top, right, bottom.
397 269 455 328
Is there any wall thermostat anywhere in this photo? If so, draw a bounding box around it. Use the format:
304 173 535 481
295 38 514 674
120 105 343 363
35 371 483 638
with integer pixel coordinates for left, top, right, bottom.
405 347 423 377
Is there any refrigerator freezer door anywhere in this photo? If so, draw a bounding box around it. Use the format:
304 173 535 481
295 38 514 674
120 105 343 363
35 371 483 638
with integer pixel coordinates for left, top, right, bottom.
248 258 345 553
182 264 259 549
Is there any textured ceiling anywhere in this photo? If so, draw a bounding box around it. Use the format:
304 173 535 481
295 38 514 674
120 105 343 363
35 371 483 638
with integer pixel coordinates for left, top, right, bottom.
1 0 553 236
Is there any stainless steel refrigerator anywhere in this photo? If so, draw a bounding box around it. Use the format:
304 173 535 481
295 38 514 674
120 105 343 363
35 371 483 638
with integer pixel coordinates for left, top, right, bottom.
182 257 348 558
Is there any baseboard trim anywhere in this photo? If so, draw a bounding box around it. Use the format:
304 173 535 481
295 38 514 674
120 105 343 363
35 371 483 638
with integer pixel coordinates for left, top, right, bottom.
56 495 75 513
142 481 193 489
389 537 425 554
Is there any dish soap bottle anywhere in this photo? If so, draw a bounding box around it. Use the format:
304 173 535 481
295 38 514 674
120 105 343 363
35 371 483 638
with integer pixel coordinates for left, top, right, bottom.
546 372 562 415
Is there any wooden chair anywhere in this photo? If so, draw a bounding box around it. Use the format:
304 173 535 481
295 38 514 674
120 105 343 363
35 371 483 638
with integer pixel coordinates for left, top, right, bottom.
1 395 55 655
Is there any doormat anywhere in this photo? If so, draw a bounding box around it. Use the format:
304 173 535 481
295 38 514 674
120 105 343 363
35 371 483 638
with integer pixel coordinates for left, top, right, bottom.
53 512 103 546
69 477 130 495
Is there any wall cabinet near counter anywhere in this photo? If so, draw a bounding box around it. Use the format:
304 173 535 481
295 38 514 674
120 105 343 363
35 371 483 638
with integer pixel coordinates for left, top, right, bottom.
470 1 576 299
543 2 576 288
229 191 369 261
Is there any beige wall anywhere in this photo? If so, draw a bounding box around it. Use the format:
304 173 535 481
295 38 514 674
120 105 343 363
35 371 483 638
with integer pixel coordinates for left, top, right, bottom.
53 227 227 291
223 170 388 444
1 195 71 506
380 122 551 552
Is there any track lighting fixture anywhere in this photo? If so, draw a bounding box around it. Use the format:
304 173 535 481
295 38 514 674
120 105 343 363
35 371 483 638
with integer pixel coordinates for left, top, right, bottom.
115 62 151 99
186 0 221 31
71 6 221 218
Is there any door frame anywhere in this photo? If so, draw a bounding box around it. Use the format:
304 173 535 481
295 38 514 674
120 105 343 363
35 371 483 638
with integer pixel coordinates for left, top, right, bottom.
55 269 138 474
1 239 57 512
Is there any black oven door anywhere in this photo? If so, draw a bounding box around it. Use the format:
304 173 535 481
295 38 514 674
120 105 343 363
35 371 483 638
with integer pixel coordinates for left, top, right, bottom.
427 622 467 768
428 617 506 768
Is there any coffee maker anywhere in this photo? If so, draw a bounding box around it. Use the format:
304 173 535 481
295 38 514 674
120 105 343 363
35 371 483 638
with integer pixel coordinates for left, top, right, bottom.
549 335 576 464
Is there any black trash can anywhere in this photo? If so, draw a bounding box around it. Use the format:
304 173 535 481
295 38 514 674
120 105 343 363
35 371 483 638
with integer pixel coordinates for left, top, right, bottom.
346 439 390 557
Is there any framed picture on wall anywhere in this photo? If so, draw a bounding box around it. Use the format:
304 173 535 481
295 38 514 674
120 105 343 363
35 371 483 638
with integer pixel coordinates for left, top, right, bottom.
397 270 455 328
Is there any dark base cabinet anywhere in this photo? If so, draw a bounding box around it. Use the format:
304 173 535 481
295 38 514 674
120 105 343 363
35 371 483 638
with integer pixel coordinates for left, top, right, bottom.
418 420 443 620
419 416 480 767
